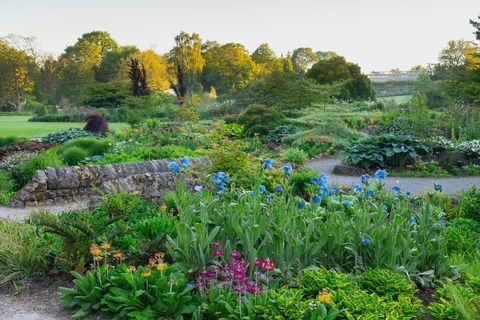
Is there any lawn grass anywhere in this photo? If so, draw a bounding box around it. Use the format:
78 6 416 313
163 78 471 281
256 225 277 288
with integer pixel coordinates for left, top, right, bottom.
0 116 128 138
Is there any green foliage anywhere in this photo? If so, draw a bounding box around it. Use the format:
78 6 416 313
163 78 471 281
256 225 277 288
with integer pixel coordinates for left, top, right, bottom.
62 146 88 165
19 149 64 181
0 135 18 148
0 170 13 194
408 92 437 139
282 147 308 164
42 128 101 144
457 186 480 223
306 55 375 101
445 218 480 256
344 134 429 169
36 105 48 117
60 265 199 319
359 269 416 299
301 267 354 298
267 125 299 145
65 137 111 156
237 104 286 136
0 221 53 288
289 168 318 195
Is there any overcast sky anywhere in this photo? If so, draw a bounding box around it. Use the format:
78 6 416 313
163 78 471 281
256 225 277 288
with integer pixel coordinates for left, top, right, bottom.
1 0 479 71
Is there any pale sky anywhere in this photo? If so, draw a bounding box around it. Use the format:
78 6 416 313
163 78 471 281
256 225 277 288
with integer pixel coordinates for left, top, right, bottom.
1 0 479 71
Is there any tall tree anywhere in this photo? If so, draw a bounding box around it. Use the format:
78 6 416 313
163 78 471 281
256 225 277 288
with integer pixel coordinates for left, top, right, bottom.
0 40 34 110
132 50 170 92
95 45 139 83
57 31 118 103
306 55 375 101
168 32 204 100
470 14 480 41
201 43 259 94
128 58 150 97
252 43 276 65
291 47 318 77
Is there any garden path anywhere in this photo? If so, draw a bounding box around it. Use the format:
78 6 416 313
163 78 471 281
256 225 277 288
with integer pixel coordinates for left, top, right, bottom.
0 202 88 222
307 157 480 195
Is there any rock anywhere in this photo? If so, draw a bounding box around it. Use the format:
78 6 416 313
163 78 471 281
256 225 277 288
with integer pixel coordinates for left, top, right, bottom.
333 164 368 176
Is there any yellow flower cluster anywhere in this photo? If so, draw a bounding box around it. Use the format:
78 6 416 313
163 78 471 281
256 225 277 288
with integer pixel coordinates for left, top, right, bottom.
317 289 332 303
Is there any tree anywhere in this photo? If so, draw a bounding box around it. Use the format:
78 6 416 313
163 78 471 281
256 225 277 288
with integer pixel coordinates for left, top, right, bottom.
252 43 276 65
168 32 205 100
131 50 169 92
36 55 60 104
434 40 478 79
201 43 259 94
291 48 318 77
95 45 139 83
306 55 375 101
470 14 480 41
0 40 34 110
315 51 338 61
128 58 150 97
56 31 118 103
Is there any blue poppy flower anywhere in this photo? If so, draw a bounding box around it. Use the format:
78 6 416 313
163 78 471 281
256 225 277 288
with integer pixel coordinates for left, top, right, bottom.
392 185 401 195
249 191 255 199
266 194 273 203
344 200 351 208
313 195 321 204
274 185 283 193
168 162 180 173
331 185 339 195
361 236 371 246
320 187 330 196
180 156 190 167
374 169 388 182
213 172 227 184
366 189 375 197
411 216 416 226
437 220 445 227
264 159 273 169
282 165 292 174
360 174 370 184
353 184 362 193
258 185 266 194
405 191 411 196
297 202 305 209
194 185 204 196
433 183 443 192
217 182 226 193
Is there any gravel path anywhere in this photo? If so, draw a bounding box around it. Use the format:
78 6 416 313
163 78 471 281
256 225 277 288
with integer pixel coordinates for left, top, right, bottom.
0 202 88 222
307 158 480 195
0 283 71 320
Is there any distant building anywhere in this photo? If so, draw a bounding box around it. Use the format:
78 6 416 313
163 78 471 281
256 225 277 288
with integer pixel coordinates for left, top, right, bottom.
367 71 422 97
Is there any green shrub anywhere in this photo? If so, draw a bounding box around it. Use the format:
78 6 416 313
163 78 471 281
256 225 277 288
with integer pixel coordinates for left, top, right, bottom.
301 267 354 298
237 104 286 136
359 269 416 299
36 105 48 117
62 147 88 165
289 168 318 195
0 170 13 194
0 136 18 148
65 137 111 156
446 218 480 256
457 186 480 223
0 221 53 288
266 125 299 145
344 134 430 169
20 149 64 181
42 128 101 144
282 147 308 164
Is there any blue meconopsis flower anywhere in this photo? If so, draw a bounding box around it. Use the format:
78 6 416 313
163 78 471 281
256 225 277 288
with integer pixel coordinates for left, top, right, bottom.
297 202 305 209
366 189 375 197
266 194 273 203
264 159 273 170
411 216 416 226
180 156 190 167
274 185 283 193
313 195 321 204
374 169 388 182
249 191 255 199
282 165 293 175
353 184 362 193
344 200 351 208
320 187 330 196
194 185 204 196
392 185 401 195
331 185 339 195
361 236 372 246
258 185 266 194
213 172 228 184
360 174 371 184
437 220 445 227
168 162 180 173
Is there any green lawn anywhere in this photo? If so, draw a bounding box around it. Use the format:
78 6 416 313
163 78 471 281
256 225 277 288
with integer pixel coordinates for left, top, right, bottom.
0 116 128 138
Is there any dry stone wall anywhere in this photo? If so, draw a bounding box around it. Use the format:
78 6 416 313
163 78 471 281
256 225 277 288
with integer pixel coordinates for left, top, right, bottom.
8 158 208 208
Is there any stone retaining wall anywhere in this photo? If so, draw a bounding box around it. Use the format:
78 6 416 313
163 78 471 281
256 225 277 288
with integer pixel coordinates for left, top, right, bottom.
8 158 208 208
